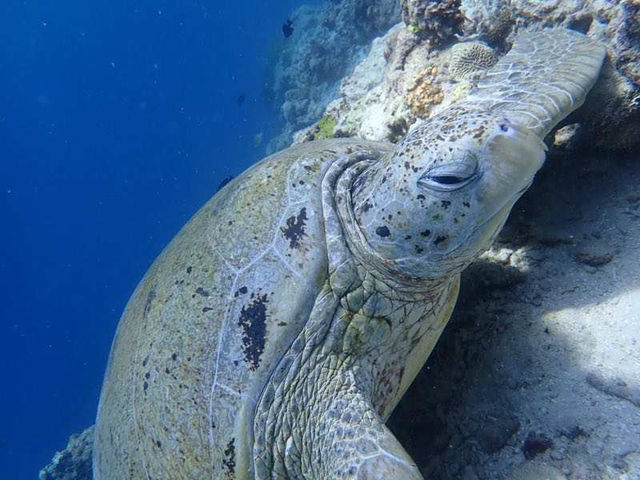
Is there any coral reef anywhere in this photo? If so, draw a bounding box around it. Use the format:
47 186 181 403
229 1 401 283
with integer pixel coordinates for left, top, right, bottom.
448 41 497 79
405 65 444 117
39 426 93 480
264 0 401 153
291 0 639 152
401 0 465 46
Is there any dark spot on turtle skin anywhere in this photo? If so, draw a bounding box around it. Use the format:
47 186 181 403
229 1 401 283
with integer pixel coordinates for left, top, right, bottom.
144 290 157 317
155 439 162 448
473 125 487 139
434 235 448 246
143 381 149 392
417 194 425 200
186 266 193 274
222 438 236 476
202 307 213 313
142 355 149 367
351 171 368 197
441 200 451 209
171 353 178 361
463 201 471 208
238 293 269 371
362 201 373 213
522 432 553 460
281 207 308 249
375 226 391 238
420 229 431 237
195 287 210 297
234 286 249 298
415 245 424 254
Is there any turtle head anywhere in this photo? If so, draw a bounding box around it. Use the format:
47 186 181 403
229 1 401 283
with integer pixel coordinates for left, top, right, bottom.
351 109 546 280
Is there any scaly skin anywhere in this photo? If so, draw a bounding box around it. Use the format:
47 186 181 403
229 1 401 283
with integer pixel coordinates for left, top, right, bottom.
254 156 459 479
253 29 605 480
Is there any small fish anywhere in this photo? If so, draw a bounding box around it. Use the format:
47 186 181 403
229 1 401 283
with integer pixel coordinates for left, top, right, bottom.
282 19 294 38
236 94 246 106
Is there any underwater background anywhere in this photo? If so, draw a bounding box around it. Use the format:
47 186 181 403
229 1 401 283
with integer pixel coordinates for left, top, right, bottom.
3 0 639 479
0 1 313 478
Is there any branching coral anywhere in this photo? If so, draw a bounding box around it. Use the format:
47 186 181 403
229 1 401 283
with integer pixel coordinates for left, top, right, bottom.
449 41 497 80
401 0 465 47
405 65 444 117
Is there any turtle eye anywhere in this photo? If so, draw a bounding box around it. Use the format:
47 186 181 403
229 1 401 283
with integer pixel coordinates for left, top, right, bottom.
418 162 478 192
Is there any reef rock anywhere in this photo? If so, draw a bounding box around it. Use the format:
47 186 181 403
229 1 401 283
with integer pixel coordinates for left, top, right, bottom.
264 0 401 153
401 0 465 46
292 0 639 152
39 426 93 480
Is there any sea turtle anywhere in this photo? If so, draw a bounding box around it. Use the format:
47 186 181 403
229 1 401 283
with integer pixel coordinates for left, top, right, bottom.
94 28 605 480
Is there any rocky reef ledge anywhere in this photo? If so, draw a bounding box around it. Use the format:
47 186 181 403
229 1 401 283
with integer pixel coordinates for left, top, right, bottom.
289 0 639 153
39 426 93 480
264 0 401 153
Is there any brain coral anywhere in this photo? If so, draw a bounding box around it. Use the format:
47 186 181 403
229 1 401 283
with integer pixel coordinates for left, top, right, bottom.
449 41 497 79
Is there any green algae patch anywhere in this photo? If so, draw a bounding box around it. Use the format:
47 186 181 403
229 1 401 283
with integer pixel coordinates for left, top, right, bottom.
315 115 337 140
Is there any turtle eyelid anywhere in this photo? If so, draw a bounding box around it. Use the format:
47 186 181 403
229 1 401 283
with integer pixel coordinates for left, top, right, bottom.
417 162 478 192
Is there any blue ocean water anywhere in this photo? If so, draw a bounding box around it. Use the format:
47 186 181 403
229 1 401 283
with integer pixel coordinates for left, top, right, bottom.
0 1 311 477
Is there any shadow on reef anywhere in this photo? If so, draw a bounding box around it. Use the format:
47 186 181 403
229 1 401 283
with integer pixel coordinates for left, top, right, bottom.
389 148 640 479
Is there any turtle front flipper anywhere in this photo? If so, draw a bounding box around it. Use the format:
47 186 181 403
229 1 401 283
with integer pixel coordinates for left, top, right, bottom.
467 28 606 138
252 314 424 480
